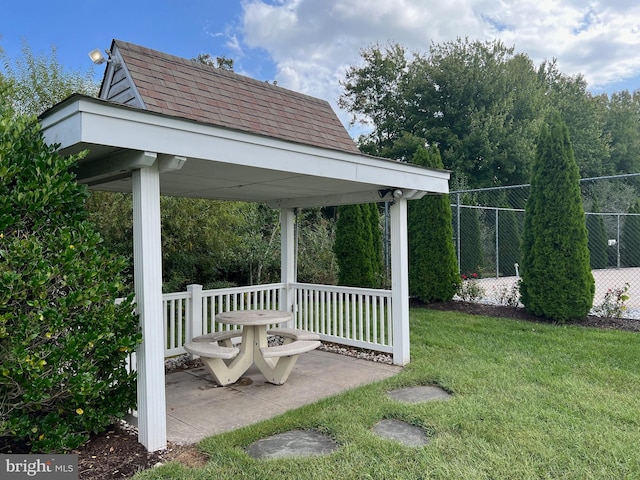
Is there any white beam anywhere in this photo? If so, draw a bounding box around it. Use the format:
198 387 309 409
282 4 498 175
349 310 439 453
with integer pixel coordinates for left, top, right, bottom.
390 198 410 365
75 150 157 184
270 190 386 209
280 209 297 326
132 161 167 451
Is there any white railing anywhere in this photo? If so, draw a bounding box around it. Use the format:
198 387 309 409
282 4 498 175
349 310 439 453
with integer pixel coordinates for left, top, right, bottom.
162 283 285 357
163 291 192 357
292 283 393 353
157 282 394 359
199 283 284 336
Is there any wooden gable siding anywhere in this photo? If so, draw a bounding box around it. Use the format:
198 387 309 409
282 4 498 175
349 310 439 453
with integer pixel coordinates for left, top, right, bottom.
106 40 359 154
103 65 140 106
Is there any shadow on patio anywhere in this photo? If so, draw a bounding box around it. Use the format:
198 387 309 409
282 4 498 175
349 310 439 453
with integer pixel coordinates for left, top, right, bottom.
164 350 402 444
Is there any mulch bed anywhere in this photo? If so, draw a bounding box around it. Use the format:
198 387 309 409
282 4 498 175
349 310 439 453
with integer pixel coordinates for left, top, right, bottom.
4 301 637 479
417 299 640 332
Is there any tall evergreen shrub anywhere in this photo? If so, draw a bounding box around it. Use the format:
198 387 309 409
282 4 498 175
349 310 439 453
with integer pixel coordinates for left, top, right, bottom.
0 94 140 452
334 204 376 287
408 145 460 302
365 203 384 287
519 115 594 321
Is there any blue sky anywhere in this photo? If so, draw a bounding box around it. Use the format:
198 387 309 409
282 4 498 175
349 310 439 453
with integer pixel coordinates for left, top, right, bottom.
2 1 640 133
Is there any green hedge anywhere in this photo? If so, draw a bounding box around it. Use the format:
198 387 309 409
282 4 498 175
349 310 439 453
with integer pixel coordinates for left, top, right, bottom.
0 96 140 452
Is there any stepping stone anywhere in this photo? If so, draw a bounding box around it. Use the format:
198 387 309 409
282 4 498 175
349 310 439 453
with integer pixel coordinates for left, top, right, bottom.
246 429 339 459
387 385 452 403
372 419 430 447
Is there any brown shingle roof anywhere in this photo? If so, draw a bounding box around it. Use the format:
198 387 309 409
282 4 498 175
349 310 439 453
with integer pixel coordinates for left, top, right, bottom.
108 40 359 154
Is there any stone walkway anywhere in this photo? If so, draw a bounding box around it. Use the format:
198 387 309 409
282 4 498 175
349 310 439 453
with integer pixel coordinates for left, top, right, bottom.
247 385 452 458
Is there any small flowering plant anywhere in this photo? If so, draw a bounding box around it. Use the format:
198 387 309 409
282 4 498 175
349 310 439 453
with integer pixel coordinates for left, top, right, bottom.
456 272 486 302
593 283 630 318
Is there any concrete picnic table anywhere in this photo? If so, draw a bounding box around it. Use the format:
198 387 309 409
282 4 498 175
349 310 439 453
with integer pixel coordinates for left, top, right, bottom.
184 310 321 386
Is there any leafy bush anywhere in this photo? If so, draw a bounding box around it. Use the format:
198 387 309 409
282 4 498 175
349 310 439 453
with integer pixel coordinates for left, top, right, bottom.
593 284 630 318
0 96 140 452
455 273 486 302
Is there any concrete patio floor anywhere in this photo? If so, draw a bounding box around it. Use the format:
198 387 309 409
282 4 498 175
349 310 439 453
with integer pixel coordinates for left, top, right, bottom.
165 350 402 445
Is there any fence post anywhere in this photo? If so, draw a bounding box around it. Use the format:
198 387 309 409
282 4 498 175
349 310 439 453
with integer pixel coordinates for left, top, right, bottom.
456 193 461 273
187 284 203 342
495 209 499 278
617 214 621 269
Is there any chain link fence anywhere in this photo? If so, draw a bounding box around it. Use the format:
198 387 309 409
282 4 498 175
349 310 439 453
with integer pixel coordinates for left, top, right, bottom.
451 173 640 319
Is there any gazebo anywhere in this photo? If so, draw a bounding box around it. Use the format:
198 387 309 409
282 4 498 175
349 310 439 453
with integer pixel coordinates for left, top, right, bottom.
39 40 450 451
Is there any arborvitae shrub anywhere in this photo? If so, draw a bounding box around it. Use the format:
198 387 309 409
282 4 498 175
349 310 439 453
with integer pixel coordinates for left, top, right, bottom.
519 115 594 321
408 145 460 302
0 96 140 452
334 204 377 287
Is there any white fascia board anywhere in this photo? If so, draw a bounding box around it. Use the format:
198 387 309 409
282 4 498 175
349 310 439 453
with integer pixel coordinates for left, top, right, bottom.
40 99 86 150
40 97 450 194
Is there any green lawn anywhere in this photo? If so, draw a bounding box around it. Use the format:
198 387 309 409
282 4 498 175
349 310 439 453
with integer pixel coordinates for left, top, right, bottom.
135 308 640 479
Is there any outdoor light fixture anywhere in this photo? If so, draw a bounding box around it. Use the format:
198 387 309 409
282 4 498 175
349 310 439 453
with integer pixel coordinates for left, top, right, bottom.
378 188 404 200
88 48 120 66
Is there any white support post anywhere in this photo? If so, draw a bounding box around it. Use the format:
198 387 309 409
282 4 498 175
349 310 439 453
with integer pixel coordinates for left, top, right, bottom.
280 208 297 327
132 159 167 452
187 284 203 342
390 198 410 366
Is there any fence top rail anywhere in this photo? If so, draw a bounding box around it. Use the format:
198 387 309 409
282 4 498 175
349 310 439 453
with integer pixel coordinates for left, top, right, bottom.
451 172 640 196
292 282 392 297
163 291 191 301
201 283 286 296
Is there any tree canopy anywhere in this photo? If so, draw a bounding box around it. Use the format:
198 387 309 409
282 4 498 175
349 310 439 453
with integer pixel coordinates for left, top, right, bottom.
340 38 638 189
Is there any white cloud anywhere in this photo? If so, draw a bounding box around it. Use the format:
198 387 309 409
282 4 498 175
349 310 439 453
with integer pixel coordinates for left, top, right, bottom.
236 0 640 131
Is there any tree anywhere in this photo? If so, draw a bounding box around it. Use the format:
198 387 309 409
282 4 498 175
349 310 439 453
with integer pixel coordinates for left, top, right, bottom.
1 41 97 116
408 145 460 302
339 42 408 155
519 115 594 321
586 197 608 269
296 208 338 285
405 39 544 187
604 90 640 174
192 53 234 71
540 64 610 178
0 90 139 452
621 198 640 268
